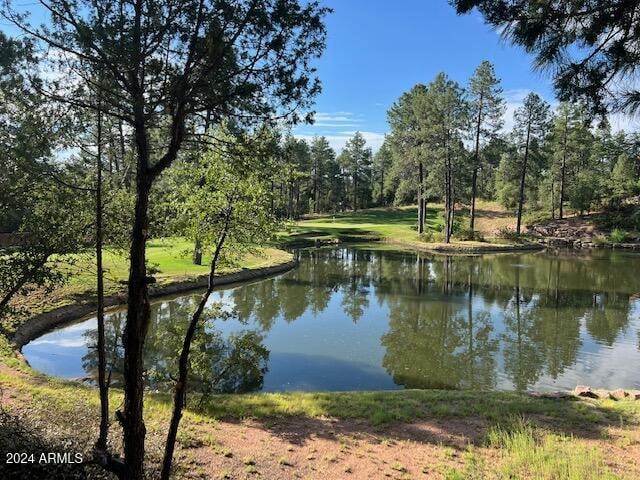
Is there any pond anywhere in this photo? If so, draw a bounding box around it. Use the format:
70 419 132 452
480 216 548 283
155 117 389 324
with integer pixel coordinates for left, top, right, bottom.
22 245 640 393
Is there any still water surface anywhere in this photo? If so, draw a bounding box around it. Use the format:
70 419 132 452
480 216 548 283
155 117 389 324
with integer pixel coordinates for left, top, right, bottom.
23 246 640 393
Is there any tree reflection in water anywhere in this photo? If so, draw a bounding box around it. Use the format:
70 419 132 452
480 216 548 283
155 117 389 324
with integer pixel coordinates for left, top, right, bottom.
74 247 640 393
82 297 268 395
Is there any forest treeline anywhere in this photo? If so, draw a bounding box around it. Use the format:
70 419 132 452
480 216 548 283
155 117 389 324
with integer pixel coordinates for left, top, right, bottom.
270 62 640 241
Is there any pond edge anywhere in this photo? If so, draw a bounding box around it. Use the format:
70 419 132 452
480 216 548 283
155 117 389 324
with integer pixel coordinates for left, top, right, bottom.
12 259 297 350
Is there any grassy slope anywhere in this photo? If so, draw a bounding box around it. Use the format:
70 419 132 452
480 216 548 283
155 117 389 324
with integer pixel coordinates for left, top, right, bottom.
6 238 291 331
281 201 532 251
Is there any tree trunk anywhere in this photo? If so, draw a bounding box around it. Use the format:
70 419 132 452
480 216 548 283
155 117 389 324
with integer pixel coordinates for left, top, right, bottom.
193 239 202 265
470 93 483 232
559 118 567 220
516 123 531 234
353 171 358 212
121 122 153 479
418 162 424 234
379 167 385 206
95 107 109 453
160 209 232 480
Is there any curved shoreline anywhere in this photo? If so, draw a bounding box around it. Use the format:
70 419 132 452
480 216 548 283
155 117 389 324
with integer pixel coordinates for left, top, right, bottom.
12 259 297 350
385 239 545 254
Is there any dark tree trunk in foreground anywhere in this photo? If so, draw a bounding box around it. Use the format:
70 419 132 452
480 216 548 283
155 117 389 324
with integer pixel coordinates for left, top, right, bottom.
95 107 109 452
193 239 202 265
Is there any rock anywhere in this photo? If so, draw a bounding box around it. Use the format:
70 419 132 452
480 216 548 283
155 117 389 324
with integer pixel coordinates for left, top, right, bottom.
574 385 599 398
609 389 628 400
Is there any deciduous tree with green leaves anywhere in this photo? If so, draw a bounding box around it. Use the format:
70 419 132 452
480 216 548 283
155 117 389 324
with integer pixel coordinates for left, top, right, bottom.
160 124 281 479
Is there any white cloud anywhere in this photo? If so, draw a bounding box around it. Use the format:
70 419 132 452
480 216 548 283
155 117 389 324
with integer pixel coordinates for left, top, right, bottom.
295 130 386 153
312 111 360 125
501 88 558 132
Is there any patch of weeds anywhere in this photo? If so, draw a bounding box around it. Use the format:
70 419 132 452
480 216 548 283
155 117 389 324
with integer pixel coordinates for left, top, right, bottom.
242 456 256 466
391 462 406 473
222 448 233 458
486 417 618 479
370 409 394 425
441 446 456 459
496 226 521 242
176 426 205 448
245 465 258 475
609 228 628 244
278 457 293 467
441 465 465 480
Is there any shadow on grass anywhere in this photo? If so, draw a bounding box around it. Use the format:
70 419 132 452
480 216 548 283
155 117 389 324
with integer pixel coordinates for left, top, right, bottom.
200 389 639 451
0 409 113 479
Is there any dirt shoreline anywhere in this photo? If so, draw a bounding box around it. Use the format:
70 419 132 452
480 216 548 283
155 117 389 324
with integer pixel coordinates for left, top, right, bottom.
12 259 297 350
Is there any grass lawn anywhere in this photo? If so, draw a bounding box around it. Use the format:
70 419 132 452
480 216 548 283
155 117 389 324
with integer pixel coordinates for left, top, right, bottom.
5 238 292 333
281 201 533 252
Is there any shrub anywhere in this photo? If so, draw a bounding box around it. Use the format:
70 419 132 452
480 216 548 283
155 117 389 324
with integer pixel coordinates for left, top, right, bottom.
455 228 485 242
609 228 628 244
419 230 445 243
496 226 520 241
522 210 550 227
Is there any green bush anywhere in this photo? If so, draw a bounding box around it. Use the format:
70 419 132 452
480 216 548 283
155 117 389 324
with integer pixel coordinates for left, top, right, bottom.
455 228 485 242
609 228 628 244
496 226 521 241
522 210 550 226
419 230 445 243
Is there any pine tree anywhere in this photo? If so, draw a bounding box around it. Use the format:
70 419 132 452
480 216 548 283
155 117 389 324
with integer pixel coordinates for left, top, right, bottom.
513 93 550 233
340 132 373 211
468 61 504 232
422 73 469 243
373 138 393 206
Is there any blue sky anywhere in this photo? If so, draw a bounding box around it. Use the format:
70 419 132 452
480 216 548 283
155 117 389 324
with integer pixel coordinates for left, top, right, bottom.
294 0 633 152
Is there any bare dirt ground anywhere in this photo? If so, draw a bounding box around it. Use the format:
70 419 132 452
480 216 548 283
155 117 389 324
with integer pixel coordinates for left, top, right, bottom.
179 417 490 480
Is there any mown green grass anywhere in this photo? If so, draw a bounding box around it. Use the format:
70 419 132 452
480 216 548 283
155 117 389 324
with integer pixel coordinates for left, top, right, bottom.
282 206 441 244
7 239 291 328
280 204 532 251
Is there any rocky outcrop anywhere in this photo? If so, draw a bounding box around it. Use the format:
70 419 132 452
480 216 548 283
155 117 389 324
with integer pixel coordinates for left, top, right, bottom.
530 219 640 250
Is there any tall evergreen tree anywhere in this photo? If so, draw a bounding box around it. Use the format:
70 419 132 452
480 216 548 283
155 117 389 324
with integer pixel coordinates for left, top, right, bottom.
387 85 430 232
468 60 504 232
373 138 393 206
340 132 373 211
422 73 469 243
512 93 550 233
309 136 336 213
